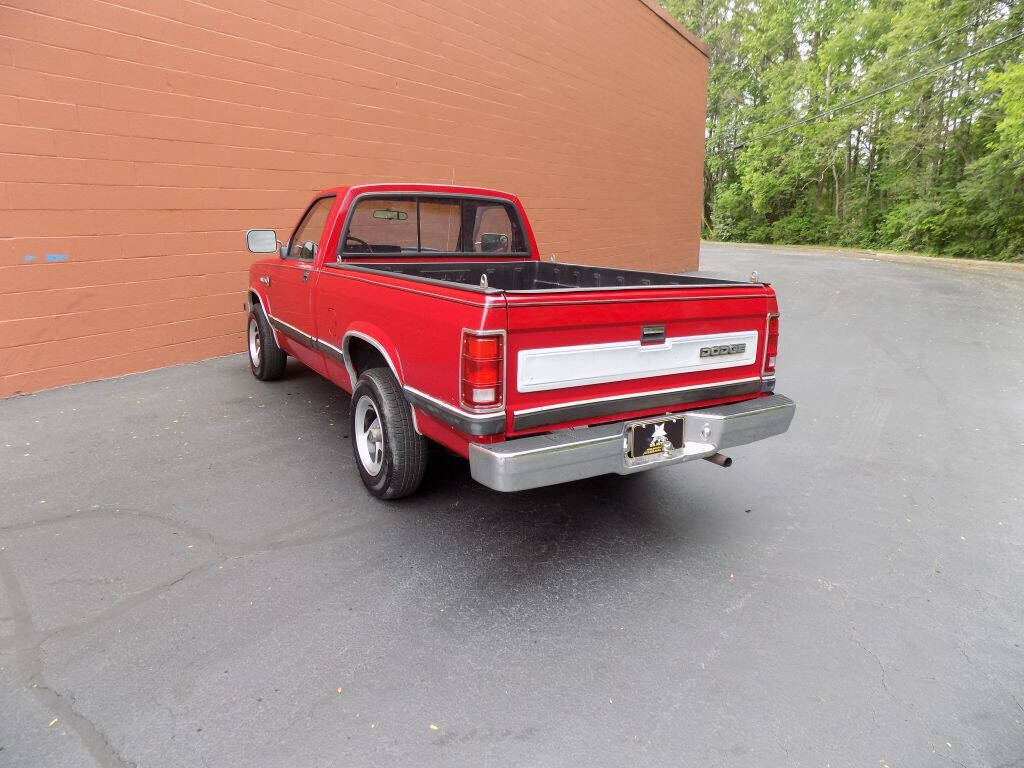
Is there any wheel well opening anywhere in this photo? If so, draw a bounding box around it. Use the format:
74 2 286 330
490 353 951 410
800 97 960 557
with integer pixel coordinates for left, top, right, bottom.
249 290 261 307
346 337 389 377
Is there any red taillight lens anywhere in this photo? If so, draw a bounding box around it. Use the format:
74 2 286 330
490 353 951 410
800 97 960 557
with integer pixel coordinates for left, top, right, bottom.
463 336 499 359
461 331 503 409
764 314 779 374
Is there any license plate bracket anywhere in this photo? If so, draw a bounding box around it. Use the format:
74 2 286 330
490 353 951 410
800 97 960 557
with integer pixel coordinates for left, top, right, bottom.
626 415 685 462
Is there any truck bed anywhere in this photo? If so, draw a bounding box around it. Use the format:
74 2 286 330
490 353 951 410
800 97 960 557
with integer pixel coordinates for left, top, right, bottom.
326 260 747 293
323 256 772 438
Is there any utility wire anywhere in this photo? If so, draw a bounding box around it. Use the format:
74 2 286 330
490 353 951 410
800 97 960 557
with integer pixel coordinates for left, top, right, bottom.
753 12 999 126
896 12 998 61
714 29 1024 153
725 75 996 159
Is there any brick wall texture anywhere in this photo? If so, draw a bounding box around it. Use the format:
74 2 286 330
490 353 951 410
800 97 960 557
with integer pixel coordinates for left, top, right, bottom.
0 0 708 397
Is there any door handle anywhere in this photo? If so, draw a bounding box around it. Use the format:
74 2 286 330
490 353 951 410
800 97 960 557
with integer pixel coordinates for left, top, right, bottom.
302 271 310 283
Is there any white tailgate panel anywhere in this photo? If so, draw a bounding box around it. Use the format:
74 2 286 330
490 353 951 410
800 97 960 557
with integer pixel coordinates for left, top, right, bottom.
517 330 759 392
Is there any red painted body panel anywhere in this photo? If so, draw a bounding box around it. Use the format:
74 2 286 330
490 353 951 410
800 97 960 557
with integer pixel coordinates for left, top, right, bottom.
269 259 326 374
502 287 776 436
249 185 778 459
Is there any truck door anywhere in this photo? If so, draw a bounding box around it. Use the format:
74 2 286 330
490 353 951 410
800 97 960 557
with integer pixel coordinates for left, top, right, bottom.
266 195 335 374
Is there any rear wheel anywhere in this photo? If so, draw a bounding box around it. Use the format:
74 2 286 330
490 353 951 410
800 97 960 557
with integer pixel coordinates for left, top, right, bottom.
247 305 287 381
350 367 427 499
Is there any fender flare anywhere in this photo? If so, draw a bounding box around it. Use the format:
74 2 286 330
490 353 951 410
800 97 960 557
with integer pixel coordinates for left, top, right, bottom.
247 287 285 348
341 325 403 387
342 327 420 433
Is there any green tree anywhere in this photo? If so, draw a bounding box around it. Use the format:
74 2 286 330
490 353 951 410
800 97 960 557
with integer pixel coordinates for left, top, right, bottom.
662 0 1024 260
986 59 1024 161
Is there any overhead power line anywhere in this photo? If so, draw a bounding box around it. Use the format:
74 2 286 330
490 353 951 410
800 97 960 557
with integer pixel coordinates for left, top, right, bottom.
715 29 1024 153
755 13 1000 125
896 13 997 62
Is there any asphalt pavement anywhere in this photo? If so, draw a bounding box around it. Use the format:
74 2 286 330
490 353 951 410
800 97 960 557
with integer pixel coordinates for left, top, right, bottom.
2 243 1023 768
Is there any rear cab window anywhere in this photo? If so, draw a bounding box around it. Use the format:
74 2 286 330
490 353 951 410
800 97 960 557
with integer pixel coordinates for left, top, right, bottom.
341 196 529 257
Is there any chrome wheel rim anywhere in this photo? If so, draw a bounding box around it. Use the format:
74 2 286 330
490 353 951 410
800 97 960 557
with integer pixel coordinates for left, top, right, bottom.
248 317 261 367
354 395 384 475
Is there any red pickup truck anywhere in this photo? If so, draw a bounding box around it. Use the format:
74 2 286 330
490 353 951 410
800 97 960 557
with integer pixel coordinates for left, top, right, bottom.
244 183 794 498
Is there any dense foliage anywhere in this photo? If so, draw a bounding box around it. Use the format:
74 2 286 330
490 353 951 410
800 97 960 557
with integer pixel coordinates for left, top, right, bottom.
662 0 1024 260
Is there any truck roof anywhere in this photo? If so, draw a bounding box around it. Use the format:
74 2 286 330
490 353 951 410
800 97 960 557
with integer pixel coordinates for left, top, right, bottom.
318 183 522 204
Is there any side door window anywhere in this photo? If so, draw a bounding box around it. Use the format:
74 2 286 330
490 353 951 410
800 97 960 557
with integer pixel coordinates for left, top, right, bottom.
287 196 335 261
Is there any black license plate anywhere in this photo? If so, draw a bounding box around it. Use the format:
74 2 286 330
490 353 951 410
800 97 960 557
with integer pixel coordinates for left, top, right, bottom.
627 416 685 460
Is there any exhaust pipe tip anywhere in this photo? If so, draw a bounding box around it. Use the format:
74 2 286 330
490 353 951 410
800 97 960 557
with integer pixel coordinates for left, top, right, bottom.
704 452 732 468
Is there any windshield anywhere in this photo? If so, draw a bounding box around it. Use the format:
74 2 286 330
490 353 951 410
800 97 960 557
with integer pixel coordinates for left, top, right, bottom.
341 196 529 256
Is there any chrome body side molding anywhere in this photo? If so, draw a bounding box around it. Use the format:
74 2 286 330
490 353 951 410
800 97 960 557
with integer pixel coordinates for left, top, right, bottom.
315 338 346 366
403 386 506 436
512 377 763 431
267 315 315 349
259 311 345 368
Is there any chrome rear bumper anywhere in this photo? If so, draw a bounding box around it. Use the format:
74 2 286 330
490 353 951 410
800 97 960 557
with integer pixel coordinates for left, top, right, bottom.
468 394 795 492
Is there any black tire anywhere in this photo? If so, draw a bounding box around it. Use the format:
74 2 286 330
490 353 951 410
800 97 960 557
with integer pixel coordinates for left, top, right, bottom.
350 367 427 499
247 304 287 381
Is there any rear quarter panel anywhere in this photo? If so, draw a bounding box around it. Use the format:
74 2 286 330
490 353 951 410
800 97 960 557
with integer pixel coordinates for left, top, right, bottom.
313 265 503 455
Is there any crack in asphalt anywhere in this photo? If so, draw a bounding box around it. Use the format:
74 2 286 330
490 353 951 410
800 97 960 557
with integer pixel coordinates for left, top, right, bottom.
852 637 890 693
0 503 391 766
0 506 235 551
0 506 385 656
0 550 136 768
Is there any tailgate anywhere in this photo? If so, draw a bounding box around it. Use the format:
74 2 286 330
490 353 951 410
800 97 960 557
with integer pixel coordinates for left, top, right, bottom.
504 284 775 435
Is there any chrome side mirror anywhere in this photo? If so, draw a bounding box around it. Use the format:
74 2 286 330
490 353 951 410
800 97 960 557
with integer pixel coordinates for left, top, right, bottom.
246 229 278 254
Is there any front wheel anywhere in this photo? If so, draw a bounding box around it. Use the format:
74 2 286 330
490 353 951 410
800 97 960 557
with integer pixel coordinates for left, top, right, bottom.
350 368 427 499
247 305 287 381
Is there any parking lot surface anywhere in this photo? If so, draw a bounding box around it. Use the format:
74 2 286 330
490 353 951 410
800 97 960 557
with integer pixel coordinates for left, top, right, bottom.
2 244 1023 767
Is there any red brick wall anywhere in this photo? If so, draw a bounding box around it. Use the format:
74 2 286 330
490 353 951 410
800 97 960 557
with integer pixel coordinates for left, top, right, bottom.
0 0 708 397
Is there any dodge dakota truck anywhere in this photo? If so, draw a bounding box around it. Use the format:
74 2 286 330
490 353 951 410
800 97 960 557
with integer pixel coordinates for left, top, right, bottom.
244 183 795 499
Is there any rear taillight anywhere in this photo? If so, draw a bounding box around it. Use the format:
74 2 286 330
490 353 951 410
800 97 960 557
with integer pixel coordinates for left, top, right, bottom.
461 331 504 410
763 314 779 374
